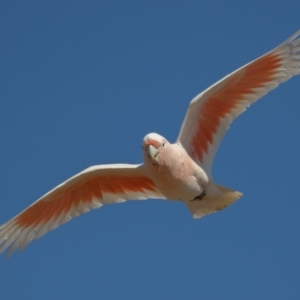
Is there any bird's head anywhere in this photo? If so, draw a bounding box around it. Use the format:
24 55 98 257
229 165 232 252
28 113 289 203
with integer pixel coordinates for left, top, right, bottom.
142 133 169 165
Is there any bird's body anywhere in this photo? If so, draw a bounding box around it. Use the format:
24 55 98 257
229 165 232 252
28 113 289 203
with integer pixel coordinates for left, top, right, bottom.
142 134 209 202
141 133 241 218
1 30 300 256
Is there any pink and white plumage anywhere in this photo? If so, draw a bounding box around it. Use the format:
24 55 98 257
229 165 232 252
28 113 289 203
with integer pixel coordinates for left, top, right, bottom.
1 30 300 256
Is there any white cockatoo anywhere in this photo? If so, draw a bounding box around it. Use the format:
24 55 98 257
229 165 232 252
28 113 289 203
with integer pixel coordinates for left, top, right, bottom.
1 30 300 256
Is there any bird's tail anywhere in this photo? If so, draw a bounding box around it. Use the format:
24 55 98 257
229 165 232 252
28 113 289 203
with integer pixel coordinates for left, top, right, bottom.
185 184 242 219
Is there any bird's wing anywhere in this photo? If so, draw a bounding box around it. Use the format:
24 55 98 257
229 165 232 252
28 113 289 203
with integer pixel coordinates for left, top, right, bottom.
0 164 164 256
177 30 300 174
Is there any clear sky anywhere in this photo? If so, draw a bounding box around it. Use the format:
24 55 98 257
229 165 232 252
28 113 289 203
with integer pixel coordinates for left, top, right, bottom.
1 1 300 299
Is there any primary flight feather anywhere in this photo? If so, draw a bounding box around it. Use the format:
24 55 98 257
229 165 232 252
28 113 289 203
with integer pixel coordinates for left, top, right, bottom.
1 30 300 256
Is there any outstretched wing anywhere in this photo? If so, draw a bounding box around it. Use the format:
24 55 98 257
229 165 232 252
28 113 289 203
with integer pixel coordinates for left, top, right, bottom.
0 164 164 256
177 30 300 174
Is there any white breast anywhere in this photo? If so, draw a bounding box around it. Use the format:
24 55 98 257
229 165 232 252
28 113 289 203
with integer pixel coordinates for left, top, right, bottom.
144 143 209 201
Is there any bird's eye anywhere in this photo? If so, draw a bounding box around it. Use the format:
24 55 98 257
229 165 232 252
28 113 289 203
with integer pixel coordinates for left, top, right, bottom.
162 143 165 147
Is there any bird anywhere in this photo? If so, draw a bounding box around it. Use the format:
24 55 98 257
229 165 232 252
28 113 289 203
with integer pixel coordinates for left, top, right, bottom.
1 30 300 257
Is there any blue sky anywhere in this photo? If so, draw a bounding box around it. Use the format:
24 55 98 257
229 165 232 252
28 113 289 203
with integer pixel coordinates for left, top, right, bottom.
1 1 300 299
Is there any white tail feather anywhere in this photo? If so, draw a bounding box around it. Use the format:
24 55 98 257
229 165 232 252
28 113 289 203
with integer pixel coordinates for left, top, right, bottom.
185 184 242 219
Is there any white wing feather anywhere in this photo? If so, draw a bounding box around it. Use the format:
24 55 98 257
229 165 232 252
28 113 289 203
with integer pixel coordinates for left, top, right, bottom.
0 164 165 256
177 30 300 174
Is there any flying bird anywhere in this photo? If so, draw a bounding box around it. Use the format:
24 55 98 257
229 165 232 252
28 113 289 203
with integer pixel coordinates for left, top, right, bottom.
1 30 300 257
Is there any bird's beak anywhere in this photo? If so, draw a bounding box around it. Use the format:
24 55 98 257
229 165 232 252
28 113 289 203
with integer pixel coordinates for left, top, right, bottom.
147 144 158 163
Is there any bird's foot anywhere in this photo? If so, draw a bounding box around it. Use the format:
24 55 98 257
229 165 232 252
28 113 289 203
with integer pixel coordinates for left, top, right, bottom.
190 190 206 202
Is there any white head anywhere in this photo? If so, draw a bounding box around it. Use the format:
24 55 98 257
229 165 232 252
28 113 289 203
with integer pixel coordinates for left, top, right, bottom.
142 133 169 166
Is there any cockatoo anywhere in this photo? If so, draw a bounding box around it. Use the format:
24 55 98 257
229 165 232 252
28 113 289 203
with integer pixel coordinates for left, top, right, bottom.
1 30 300 256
